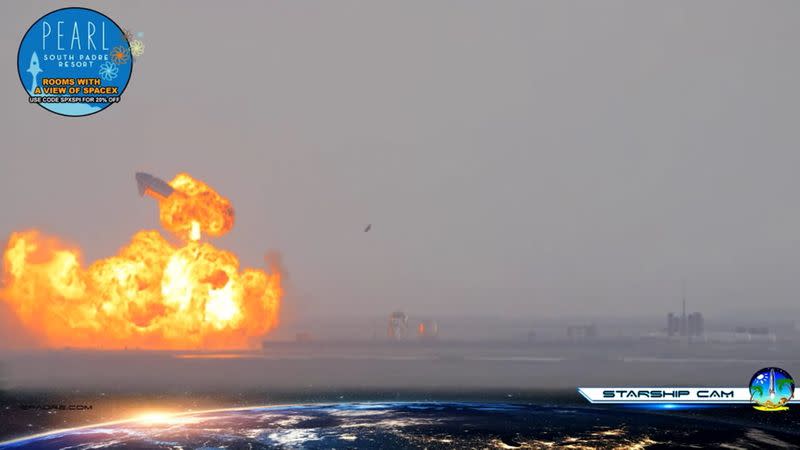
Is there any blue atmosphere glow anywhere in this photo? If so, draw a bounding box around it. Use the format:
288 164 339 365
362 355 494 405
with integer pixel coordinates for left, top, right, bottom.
621 403 719 411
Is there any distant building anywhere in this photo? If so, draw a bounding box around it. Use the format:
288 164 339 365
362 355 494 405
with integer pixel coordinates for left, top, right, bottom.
734 326 770 335
567 324 597 340
687 312 704 337
666 291 703 337
388 311 408 340
667 313 680 336
417 320 439 340
667 311 703 337
707 329 776 343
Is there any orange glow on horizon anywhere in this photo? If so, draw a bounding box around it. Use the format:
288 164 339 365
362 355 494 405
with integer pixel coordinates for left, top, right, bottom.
133 411 205 425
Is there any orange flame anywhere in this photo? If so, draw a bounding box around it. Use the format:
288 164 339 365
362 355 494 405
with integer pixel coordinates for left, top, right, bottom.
160 173 235 241
0 174 281 349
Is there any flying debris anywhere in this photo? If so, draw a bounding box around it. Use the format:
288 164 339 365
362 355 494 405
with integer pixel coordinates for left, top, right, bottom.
364 224 372 232
136 172 175 200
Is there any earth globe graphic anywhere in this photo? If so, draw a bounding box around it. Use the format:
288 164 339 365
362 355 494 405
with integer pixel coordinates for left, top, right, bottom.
749 367 795 411
1 402 799 449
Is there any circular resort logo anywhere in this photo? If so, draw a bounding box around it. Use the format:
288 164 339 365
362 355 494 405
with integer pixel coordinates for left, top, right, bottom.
749 367 795 411
17 7 132 117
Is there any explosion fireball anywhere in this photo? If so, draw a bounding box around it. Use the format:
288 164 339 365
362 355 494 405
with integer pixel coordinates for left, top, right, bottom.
0 173 282 349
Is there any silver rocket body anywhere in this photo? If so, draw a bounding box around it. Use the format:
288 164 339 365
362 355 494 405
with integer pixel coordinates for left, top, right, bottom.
135 172 175 199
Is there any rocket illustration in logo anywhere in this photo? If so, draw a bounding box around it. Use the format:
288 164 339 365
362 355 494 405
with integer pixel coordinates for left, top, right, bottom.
26 52 42 95
768 368 776 401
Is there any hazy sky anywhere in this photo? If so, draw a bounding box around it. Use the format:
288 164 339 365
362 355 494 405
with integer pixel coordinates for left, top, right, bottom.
2 1 800 325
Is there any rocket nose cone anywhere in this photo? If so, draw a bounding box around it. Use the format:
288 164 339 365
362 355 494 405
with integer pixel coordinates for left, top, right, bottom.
135 172 150 196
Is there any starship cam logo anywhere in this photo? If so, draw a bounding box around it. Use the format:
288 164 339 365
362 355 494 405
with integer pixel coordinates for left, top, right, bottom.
16 7 133 117
579 366 798 411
